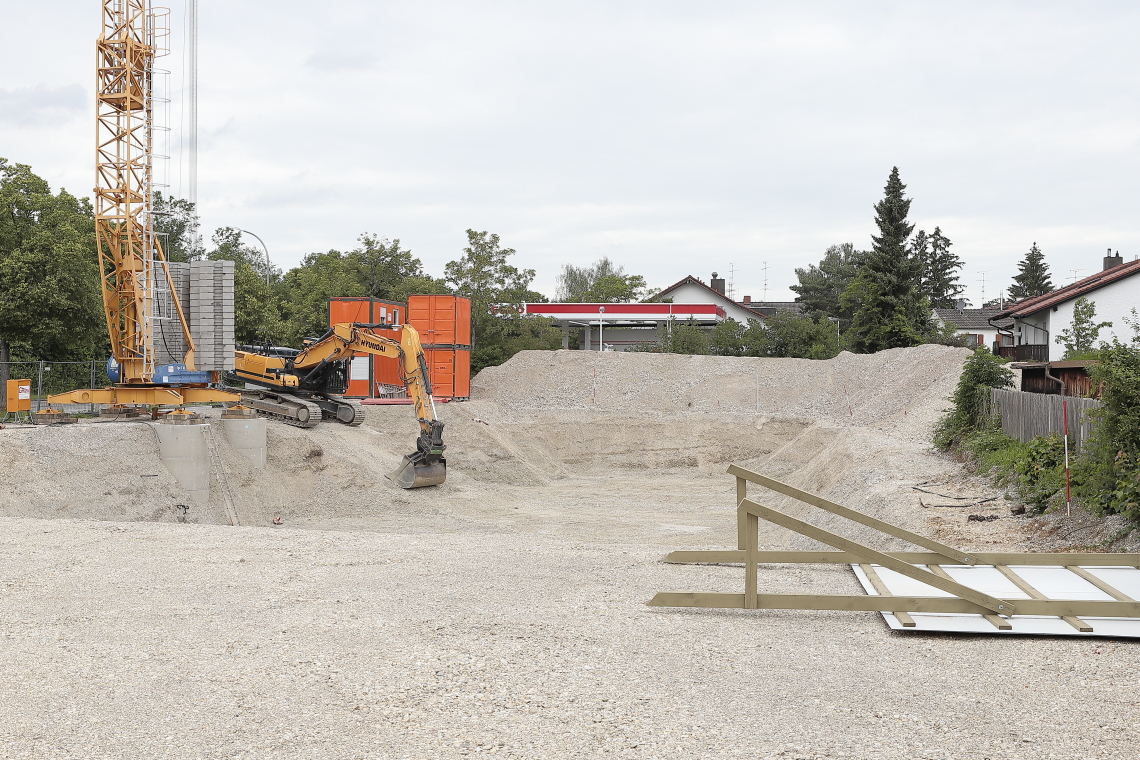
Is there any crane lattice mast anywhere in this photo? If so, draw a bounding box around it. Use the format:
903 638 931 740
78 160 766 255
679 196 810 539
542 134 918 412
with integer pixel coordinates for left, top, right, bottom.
49 2 235 408
95 0 194 383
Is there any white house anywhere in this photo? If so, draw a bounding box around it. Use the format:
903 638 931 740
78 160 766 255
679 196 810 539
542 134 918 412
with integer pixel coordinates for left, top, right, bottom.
994 251 1140 361
654 274 770 325
932 308 1014 350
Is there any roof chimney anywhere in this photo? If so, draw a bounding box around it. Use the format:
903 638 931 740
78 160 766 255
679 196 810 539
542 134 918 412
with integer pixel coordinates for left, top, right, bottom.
1104 248 1124 271
710 272 725 295
742 295 751 304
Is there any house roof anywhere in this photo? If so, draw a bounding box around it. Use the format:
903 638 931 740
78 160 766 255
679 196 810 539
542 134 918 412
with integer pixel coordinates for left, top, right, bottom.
656 275 731 301
996 258 1140 319
933 308 1014 330
654 275 767 319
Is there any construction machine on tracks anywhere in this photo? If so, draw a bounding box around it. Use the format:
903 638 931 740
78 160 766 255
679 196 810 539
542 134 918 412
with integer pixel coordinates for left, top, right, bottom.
228 322 447 488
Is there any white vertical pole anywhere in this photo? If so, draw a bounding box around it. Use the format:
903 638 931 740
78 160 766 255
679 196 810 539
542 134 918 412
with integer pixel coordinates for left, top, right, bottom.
598 306 605 351
187 0 198 207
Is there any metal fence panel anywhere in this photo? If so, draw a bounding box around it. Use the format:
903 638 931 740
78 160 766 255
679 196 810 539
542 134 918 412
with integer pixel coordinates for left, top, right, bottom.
990 388 1100 450
1 360 112 413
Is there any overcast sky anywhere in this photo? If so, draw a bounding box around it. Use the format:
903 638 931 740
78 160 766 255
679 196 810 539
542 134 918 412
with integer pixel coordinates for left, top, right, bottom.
3 1 1140 304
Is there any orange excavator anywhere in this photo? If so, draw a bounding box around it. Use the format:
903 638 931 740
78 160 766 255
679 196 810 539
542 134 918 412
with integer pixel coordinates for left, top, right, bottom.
229 322 447 488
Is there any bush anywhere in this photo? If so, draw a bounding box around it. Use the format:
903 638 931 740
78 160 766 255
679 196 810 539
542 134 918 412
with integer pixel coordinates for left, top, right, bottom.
934 348 1013 449
1074 329 1140 520
957 424 1067 514
961 425 1026 480
1015 433 1067 513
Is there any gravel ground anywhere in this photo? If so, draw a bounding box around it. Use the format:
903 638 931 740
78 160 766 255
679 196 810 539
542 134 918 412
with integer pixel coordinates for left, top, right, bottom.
2 516 1137 760
2 346 1138 758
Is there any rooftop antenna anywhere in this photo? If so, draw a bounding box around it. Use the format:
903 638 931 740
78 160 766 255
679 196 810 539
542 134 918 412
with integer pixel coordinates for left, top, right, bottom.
727 262 736 301
762 261 768 303
977 271 987 306
1069 268 1083 284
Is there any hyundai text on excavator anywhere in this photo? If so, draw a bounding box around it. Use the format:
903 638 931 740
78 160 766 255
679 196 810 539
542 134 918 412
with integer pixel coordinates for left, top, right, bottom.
229 322 447 488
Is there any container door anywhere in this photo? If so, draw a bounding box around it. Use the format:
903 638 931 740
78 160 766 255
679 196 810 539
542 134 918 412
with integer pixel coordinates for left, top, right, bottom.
455 349 471 399
426 348 455 398
346 355 371 397
455 297 471 346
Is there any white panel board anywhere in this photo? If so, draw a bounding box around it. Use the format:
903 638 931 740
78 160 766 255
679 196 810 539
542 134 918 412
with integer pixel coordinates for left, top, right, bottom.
852 564 1140 638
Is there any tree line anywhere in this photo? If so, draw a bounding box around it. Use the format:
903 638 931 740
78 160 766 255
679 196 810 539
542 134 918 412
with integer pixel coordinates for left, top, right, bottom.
0 157 1067 376
0 160 565 374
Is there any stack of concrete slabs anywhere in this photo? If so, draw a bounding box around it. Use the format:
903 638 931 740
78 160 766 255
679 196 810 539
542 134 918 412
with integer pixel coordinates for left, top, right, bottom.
853 563 1140 637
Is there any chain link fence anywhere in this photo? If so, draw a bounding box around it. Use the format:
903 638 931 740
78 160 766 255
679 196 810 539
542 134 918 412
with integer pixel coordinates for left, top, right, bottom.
1 360 113 414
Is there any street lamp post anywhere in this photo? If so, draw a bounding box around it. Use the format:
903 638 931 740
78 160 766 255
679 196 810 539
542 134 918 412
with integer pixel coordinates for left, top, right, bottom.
238 229 271 287
598 306 605 351
827 317 840 345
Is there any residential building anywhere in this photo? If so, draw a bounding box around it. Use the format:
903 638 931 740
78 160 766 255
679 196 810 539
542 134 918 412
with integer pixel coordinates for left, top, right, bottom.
994 250 1140 361
932 307 1014 350
653 274 770 324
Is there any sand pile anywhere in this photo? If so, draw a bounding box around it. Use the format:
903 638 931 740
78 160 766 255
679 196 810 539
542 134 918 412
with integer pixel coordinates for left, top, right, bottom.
0 345 977 552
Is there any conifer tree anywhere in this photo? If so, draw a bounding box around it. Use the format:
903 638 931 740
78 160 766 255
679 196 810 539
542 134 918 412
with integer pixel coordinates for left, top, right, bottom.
924 227 965 308
1008 242 1053 300
842 167 930 353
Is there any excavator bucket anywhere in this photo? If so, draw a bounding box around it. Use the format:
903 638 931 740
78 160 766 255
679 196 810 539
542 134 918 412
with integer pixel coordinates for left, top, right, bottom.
389 455 447 489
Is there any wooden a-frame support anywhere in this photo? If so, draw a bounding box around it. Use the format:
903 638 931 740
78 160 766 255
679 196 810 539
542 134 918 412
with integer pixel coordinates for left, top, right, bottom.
647 465 1140 631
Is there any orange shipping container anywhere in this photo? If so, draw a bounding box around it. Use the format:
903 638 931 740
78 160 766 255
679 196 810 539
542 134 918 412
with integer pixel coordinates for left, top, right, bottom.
408 295 471 347
422 347 471 400
328 298 405 398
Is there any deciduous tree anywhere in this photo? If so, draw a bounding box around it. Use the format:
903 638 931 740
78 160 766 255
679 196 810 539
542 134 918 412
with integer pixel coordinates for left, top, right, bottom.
790 243 863 321
445 230 558 372
152 191 202 262
207 227 283 345
0 159 104 391
347 234 424 301
280 249 363 344
556 257 646 303
1055 296 1111 359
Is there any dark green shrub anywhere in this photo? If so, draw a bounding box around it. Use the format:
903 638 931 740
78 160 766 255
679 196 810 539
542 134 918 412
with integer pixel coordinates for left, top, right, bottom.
1073 326 1140 521
934 348 1013 449
1015 433 1067 513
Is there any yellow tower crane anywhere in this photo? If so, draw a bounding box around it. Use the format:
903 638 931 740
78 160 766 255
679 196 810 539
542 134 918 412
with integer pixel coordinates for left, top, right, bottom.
51 0 236 408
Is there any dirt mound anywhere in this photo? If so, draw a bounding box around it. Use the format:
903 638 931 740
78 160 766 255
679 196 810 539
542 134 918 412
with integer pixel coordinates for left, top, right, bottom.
472 345 970 439
0 346 976 549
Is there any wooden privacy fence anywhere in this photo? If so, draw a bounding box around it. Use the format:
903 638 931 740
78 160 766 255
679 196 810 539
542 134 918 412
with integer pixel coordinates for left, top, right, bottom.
990 388 1100 451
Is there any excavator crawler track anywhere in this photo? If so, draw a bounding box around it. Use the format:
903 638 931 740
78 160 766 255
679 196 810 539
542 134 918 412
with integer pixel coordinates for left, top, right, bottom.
322 395 365 426
240 390 322 428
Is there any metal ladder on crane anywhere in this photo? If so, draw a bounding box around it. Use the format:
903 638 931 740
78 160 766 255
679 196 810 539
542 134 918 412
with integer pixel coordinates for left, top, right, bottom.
201 424 240 526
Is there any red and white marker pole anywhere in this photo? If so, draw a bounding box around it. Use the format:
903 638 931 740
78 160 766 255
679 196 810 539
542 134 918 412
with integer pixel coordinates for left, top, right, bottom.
1063 398 1072 517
